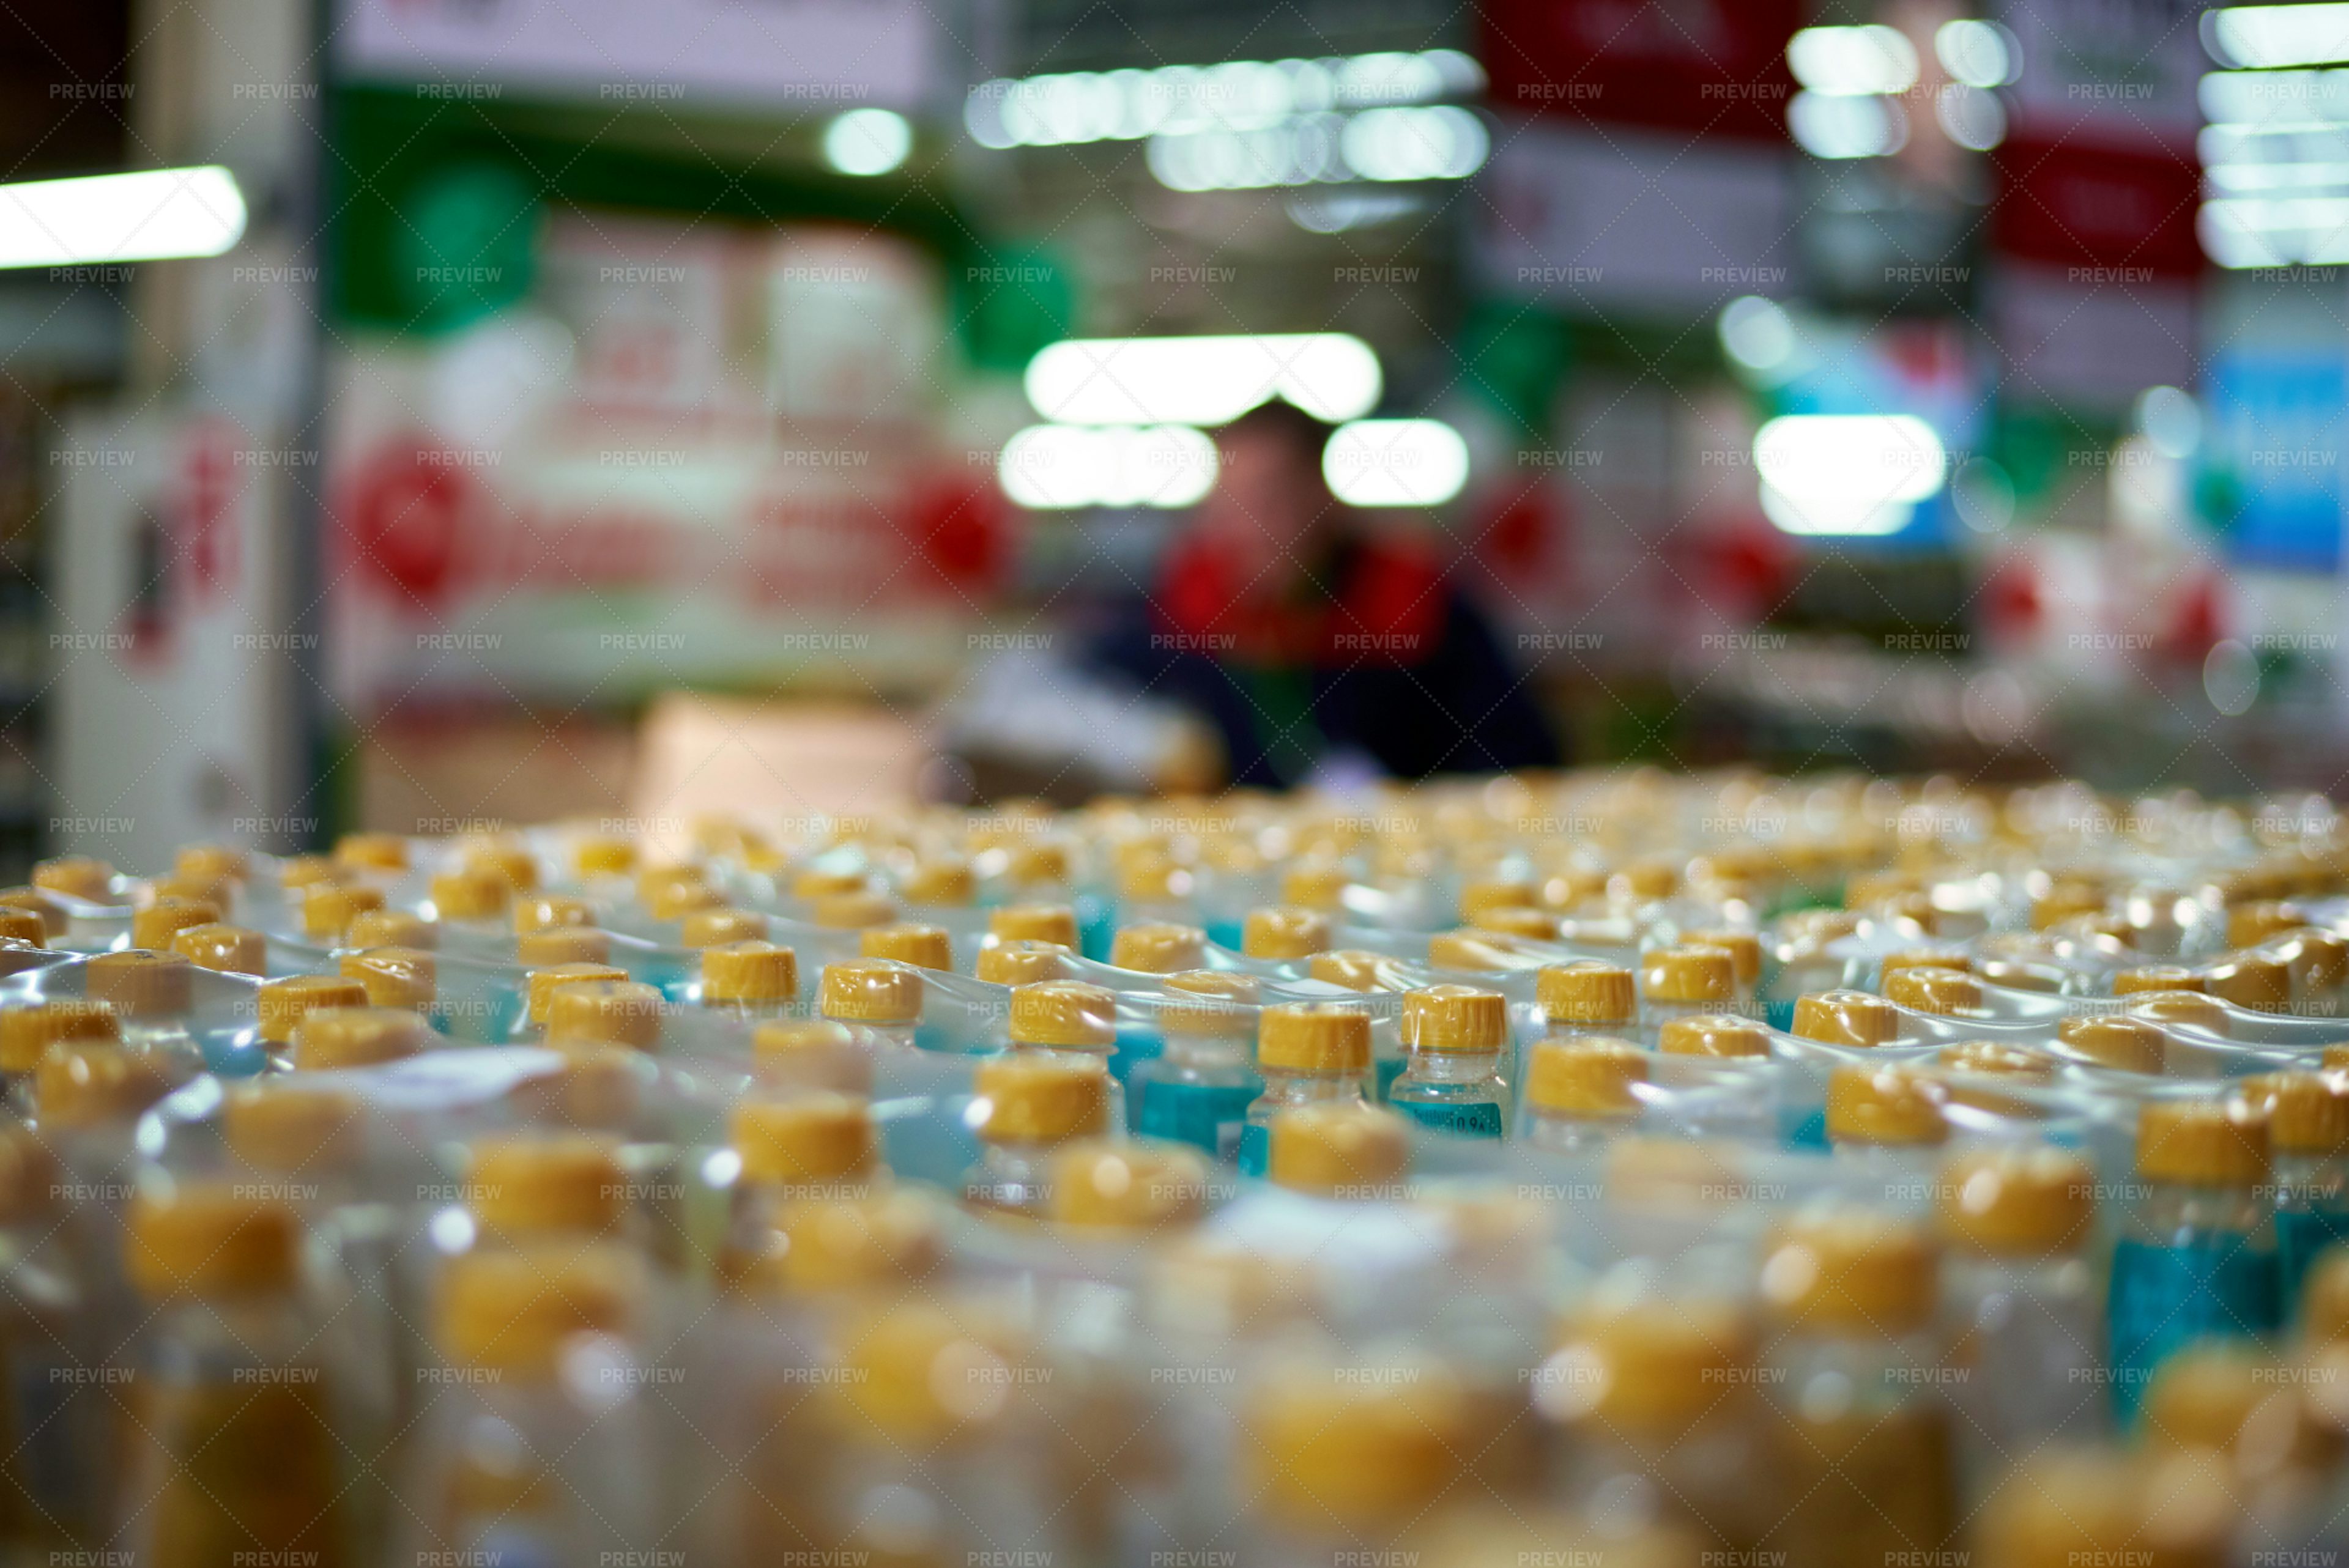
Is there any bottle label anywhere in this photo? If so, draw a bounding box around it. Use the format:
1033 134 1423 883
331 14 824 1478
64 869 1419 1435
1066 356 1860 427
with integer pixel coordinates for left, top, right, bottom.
2279 1208 2349 1319
1236 1122 1271 1178
1393 1100 1504 1139
1137 1080 1259 1161
2107 1235 2279 1421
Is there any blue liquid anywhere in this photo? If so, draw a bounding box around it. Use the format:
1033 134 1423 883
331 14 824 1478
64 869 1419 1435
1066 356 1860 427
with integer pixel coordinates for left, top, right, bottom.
1110 1027 1162 1085
1764 999 1797 1033
1782 1107 1830 1151
1394 1099 1504 1139
1076 896 1116 961
2279 1208 2349 1321
1236 1122 1270 1177
1136 1078 1260 1160
2107 1235 2279 1422
1373 1056 1406 1103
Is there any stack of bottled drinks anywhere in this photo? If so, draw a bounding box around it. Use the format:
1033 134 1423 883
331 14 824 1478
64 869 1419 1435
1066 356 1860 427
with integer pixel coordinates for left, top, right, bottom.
9 769 2349 1568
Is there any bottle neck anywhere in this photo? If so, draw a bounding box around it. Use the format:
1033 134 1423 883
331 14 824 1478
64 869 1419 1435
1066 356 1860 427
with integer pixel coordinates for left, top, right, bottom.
1403 1049 1503 1082
1258 1070 1361 1105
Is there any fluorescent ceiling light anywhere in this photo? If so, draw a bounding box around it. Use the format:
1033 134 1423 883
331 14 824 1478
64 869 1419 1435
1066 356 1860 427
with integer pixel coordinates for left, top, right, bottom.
1025 334 1381 426
1146 106 1488 190
1322 418 1469 507
2199 194 2349 264
1754 414 1946 536
824 109 912 177
2205 4 2349 70
966 50 1482 148
998 424 1219 509
1787 26 1920 96
2199 67 2349 125
1935 20 2019 89
0 166 246 269
1791 92 1909 158
1719 296 1797 374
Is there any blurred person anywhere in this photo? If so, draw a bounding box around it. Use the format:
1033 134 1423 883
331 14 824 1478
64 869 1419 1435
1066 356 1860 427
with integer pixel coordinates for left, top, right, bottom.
1082 401 1559 787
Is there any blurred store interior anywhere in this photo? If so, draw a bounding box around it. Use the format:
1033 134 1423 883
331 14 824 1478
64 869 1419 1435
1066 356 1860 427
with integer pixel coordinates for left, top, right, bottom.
4 0 2347 875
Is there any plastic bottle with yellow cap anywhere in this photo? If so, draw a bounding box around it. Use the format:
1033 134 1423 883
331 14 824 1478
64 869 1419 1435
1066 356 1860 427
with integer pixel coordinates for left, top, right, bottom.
697 939 799 1023
1757 1209 1957 1568
120 1182 347 1568
962 1052 1111 1216
407 1244 658 1568
816 956 924 1052
2106 1096 2280 1422
1006 978 1129 1128
1638 945 1741 1039
0 996 117 1118
1236 1003 1371 1178
717 1092 885 1285
0 1126 104 1551
1389 985 1510 1140
1538 1295 1777 1553
1130 971 1262 1161
2246 1069 2349 1315
1516 1038 1647 1153
1933 1145 2102 1481
1234 1359 1469 1562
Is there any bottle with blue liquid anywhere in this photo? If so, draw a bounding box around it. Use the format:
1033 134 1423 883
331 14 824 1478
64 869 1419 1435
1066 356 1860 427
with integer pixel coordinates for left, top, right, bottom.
1236 1004 1368 1178
1388 984 1509 1141
2247 1069 2349 1318
1131 970 1260 1160
2105 1096 2279 1423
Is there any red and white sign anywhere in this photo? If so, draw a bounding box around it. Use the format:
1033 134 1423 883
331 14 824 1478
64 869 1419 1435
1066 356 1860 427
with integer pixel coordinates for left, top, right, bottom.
1480 0 1801 141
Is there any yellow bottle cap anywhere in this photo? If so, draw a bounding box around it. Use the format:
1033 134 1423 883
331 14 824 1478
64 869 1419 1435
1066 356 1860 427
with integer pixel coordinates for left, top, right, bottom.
1110 922 1206 974
1640 946 1737 1006
87 949 195 1019
274 855 342 892
0 888 64 937
1938 1038 2057 1080
1761 1211 1937 1335
1159 971 1258 1038
1544 1299 1756 1434
463 843 539 893
1257 1002 1371 1074
514 894 596 935
1241 906 1331 960
679 907 768 949
425 867 505 923
335 832 408 872
1884 967 1984 1016
145 873 228 909
291 1005 427 1070
2228 900 2307 951
732 1092 877 1186
574 837 637 878
990 903 1080 947
819 958 924 1025
1938 1146 2093 1256
1618 859 1680 900
523 963 629 1026
2129 989 2232 1034
469 1133 626 1237
0 909 42 947
1687 930 1762 987
1658 1015 1770 1059
791 866 869 902
36 1041 171 1128
2304 1249 2349 1344
2245 1070 2349 1156
2057 1014 2168 1073
224 1081 363 1172
354 909 442 952
701 940 798 1005
1458 878 1538 923
1428 930 1521 971
1538 960 1636 1026
130 897 221 953
2115 964 2204 996
835 1300 1030 1444
771 1191 944 1296
257 974 369 1045
974 940 1069 986
1879 950 1972 985
518 927 612 967
1400 984 1508 1055
2137 1098 2270 1185
1278 861 1349 912
546 980 664 1051
860 922 952 971
0 998 117 1073
1980 1452 2224 1568
302 882 385 940
340 945 436 1011
125 1183 299 1299
971 1052 1108 1144
1471 906 1562 941
1827 1063 1948 1147
648 879 723 923
1049 1140 1209 1229
1269 1101 1411 1196
33 856 113 902
176 844 249 884
1791 989 1899 1048
171 922 265 976
2287 928 2349 991
2143 1342 2331 1467
1008 841 1070 886
2031 884 2106 930
2206 954 2291 1013
1307 949 1392 991
1009 979 1116 1049
1524 1038 1647 1118
903 859 976 907
438 1244 640 1375
1244 1366 1466 1529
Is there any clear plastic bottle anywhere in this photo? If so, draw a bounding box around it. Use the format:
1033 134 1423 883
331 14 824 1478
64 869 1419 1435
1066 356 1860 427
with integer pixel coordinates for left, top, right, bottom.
1305 949 1408 1098
697 938 798 1023
463 1131 636 1255
121 1183 349 1568
752 1019 876 1096
1977 1449 2228 1568
718 1091 881 1285
1540 1296 1777 1551
1824 1063 1948 1202
1517 1037 1646 1151
1389 983 1510 1140
0 1129 105 1556
1759 1210 1956 1568
1234 1360 1469 1568
2247 1070 2349 1319
1264 1100 1411 1199
963 1052 1111 1216
1534 960 1636 1083
1008 978 1127 1126
83 949 206 1060
1236 1003 1370 1178
1130 970 1261 1161
1637 945 1739 1040
2106 1098 2279 1423
410 1243 657 1567
39 1040 180 1318
0 997 119 1119
1935 1145 2102 1486
816 956 923 1051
